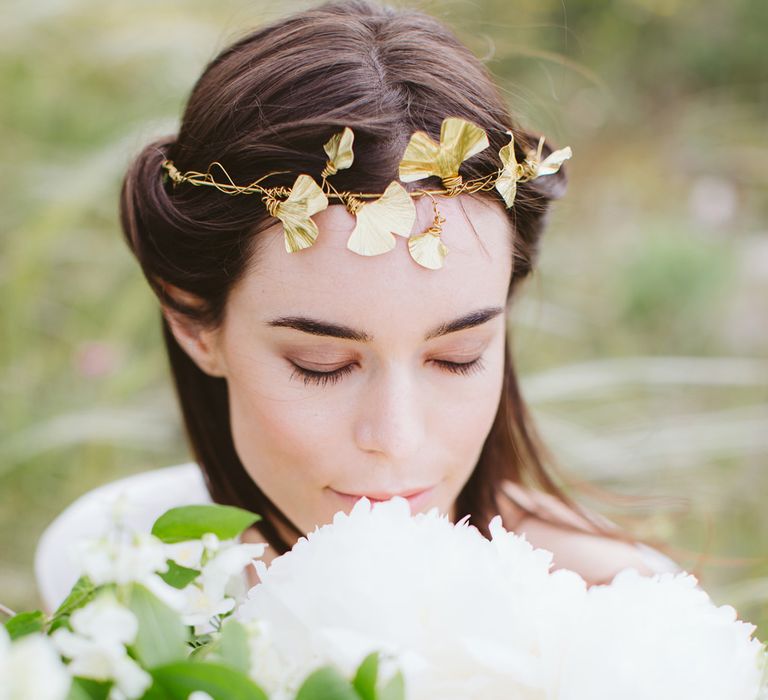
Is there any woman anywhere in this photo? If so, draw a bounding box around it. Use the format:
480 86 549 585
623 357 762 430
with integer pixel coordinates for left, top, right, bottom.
119 0 675 587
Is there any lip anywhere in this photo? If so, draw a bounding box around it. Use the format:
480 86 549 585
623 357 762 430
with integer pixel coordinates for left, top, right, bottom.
331 486 435 512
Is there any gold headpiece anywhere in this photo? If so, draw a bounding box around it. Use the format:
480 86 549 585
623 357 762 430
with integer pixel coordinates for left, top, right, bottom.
160 117 571 270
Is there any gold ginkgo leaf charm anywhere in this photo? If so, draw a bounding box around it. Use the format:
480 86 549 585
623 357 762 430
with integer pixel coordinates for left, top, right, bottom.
523 135 573 179
272 174 329 253
535 143 572 177
398 117 490 185
408 228 449 270
495 129 519 209
346 181 416 256
408 224 448 270
322 127 355 177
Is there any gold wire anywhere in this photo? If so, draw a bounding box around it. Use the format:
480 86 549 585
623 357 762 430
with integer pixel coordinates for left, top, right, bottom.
262 192 281 218
320 161 338 179
420 191 447 236
440 174 463 195
159 159 507 205
344 195 365 215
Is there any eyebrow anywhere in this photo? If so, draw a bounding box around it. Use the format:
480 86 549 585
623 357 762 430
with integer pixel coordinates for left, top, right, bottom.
266 306 504 343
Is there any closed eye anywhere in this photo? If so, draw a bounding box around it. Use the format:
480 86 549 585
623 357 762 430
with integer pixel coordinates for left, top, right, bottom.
431 357 485 376
288 357 485 387
289 362 356 387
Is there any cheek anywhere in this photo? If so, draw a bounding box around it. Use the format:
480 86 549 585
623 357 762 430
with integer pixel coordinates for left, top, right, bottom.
441 338 506 451
224 353 342 487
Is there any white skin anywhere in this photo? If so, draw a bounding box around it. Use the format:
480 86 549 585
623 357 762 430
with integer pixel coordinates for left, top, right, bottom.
165 193 512 565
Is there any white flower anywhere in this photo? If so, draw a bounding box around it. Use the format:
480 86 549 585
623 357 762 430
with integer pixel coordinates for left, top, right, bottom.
236 497 586 700
177 584 237 634
199 541 267 603
556 568 767 700
51 592 151 700
0 626 71 700
164 539 205 569
72 527 191 612
178 540 267 635
74 529 168 586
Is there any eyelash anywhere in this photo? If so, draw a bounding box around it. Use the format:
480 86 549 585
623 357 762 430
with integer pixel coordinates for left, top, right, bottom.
289 357 485 387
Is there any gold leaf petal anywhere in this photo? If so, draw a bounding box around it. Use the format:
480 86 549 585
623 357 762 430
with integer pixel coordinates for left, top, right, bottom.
347 182 417 256
286 174 328 214
277 174 329 253
495 130 519 208
398 117 489 183
323 127 355 172
438 117 489 175
398 130 442 182
407 229 448 270
535 146 572 177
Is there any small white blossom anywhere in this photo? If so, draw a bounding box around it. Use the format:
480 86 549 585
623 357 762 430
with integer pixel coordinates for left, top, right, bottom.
51 593 151 700
0 626 71 700
201 533 221 555
72 526 192 613
178 584 237 634
200 542 267 603
74 529 168 586
163 539 205 569
178 540 267 635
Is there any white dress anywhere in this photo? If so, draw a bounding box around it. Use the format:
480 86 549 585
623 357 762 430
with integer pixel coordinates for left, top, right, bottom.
34 462 681 614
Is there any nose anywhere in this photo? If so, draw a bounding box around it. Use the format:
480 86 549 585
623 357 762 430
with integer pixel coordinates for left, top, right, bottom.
353 363 425 465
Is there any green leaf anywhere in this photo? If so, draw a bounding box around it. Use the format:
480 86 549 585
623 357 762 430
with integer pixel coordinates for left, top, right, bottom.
151 505 261 544
379 669 405 700
352 652 380 700
4 610 45 640
49 576 96 630
184 619 249 669
218 619 251 673
158 560 201 589
126 583 189 667
148 660 269 700
136 683 172 700
66 677 112 700
295 666 361 700
188 641 216 662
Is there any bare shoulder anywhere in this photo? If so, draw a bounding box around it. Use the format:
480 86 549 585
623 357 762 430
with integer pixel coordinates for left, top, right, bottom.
496 481 659 586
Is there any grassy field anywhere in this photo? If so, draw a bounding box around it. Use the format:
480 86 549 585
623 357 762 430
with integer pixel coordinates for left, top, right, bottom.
1 0 766 637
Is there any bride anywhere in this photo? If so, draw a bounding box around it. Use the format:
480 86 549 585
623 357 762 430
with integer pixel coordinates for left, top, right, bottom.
116 0 677 588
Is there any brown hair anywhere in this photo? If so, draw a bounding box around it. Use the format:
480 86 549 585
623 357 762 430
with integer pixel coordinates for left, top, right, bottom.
119 0 634 556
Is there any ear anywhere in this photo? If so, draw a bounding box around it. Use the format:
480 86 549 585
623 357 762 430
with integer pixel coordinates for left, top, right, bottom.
160 283 228 378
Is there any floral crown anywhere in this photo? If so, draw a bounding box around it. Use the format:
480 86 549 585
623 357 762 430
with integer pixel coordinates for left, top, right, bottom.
160 116 572 270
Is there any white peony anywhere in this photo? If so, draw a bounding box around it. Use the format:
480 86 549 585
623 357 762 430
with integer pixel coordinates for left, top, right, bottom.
236 497 587 700
236 497 767 700
556 568 767 700
50 592 152 700
0 626 71 700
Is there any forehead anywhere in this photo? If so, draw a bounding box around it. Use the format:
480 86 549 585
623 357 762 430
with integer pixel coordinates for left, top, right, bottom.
232 194 513 331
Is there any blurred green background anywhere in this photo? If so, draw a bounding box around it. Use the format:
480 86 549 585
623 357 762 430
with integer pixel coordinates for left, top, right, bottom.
1 0 766 635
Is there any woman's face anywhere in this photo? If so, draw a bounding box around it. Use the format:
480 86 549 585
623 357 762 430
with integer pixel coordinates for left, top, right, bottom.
195 194 513 536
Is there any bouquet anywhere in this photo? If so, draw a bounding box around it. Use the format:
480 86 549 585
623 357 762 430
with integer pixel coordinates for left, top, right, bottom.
2 496 766 700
